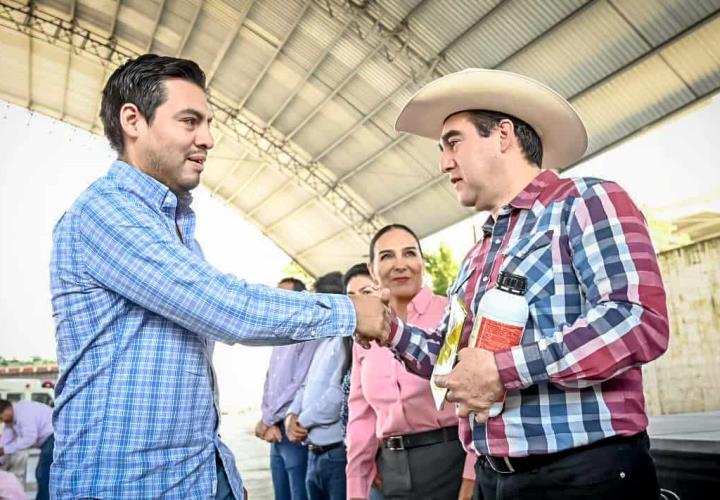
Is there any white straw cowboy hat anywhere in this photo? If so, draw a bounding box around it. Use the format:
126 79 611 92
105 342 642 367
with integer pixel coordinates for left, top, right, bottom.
395 69 588 171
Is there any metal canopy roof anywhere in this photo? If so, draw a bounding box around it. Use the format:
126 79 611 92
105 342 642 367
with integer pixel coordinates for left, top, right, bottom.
1 0 719 276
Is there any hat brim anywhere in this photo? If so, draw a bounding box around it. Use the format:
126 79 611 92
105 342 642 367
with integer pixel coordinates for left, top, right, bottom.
395 69 588 171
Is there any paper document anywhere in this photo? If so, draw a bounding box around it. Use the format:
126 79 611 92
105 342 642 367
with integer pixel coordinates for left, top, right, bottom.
430 295 467 411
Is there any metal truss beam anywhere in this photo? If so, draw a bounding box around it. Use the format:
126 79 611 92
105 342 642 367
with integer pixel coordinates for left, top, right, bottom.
235 0 313 111
210 150 252 196
0 2 382 241
108 0 121 39
176 0 201 57
224 160 270 206
311 56 440 163
211 100 382 237
283 0 431 144
282 35 390 143
289 0 598 238
266 0 508 235
265 6 360 129
60 44 72 118
145 0 166 53
205 0 255 86
329 0 590 188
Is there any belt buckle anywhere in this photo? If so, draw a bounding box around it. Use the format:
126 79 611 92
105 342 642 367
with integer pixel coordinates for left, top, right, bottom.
386 436 405 451
486 456 515 474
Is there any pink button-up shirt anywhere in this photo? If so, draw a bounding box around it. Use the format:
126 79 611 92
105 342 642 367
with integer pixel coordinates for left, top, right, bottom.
346 287 475 498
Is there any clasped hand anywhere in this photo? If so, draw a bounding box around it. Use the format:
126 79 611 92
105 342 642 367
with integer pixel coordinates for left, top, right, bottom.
350 288 391 349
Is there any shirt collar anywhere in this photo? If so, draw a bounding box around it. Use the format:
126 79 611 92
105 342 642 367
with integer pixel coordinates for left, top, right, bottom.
479 169 560 234
408 287 433 317
508 169 560 210
109 160 192 211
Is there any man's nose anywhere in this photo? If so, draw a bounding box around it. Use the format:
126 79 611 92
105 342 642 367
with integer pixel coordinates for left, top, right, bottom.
440 151 454 174
196 122 214 150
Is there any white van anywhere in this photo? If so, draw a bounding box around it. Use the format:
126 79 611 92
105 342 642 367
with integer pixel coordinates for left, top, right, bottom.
0 378 54 407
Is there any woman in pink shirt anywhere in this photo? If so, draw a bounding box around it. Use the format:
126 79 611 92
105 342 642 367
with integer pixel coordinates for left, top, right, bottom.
346 224 475 500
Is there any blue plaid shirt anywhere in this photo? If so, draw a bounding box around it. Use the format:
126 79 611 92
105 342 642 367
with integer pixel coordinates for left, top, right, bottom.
49 161 356 499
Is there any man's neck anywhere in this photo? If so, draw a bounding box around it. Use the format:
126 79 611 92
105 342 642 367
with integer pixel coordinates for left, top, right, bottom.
489 163 541 218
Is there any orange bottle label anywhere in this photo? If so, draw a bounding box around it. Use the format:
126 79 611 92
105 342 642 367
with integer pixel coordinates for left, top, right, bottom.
473 316 524 352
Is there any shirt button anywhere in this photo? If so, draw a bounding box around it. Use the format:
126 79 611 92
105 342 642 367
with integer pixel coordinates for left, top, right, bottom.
494 238 501 244
482 276 489 282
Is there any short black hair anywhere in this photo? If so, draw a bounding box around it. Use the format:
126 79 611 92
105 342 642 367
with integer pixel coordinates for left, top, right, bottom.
0 399 11 413
343 263 371 292
465 110 543 166
314 271 344 295
278 277 306 292
100 53 206 154
369 224 423 262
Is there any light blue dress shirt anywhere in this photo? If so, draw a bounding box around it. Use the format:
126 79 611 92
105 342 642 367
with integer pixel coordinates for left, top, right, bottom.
49 161 356 499
288 336 348 446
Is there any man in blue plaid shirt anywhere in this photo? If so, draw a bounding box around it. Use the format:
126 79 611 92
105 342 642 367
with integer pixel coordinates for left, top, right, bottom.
49 54 387 499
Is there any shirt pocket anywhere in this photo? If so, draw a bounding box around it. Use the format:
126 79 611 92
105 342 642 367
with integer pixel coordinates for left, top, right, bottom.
501 230 555 303
447 265 474 298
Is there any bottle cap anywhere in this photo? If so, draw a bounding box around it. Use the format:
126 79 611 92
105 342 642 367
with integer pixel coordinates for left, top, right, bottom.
497 271 527 295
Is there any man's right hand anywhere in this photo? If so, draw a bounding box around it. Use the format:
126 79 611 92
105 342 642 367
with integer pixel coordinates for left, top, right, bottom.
284 413 308 443
351 290 391 348
254 420 268 440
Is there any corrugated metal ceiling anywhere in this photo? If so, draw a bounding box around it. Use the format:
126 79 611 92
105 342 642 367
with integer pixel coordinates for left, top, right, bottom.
1 0 718 276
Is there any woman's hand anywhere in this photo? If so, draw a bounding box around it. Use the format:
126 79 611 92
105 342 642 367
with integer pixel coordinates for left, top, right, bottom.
458 477 475 500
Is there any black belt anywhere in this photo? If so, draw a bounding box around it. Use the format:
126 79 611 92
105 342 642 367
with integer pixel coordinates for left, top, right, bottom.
307 441 344 455
383 426 459 451
483 431 647 474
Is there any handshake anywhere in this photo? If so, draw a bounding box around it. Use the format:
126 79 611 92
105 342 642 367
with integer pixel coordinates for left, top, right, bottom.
349 288 392 349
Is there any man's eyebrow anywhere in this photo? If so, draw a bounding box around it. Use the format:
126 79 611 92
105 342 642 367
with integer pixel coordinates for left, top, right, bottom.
439 130 462 151
174 108 212 121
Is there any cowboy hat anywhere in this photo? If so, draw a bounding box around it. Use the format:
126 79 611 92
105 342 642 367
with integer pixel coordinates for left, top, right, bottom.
395 69 588 170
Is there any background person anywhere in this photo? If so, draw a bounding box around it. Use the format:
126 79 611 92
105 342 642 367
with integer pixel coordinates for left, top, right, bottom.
255 277 319 500
346 224 475 500
286 272 350 500
0 399 53 500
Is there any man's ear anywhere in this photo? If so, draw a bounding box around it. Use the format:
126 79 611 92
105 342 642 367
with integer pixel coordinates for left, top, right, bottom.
367 262 379 285
119 103 145 141
497 119 514 154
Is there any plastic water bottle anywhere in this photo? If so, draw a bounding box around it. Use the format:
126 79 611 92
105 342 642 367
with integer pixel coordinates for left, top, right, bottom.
468 271 529 417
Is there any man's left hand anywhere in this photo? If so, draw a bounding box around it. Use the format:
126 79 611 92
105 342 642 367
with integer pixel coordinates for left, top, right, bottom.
434 347 505 422
263 425 283 443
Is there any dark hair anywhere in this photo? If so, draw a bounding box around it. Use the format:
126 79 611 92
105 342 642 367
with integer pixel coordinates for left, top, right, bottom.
278 277 306 292
465 110 543 166
369 224 423 262
314 271 344 294
100 54 206 154
0 399 11 413
343 263 371 292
